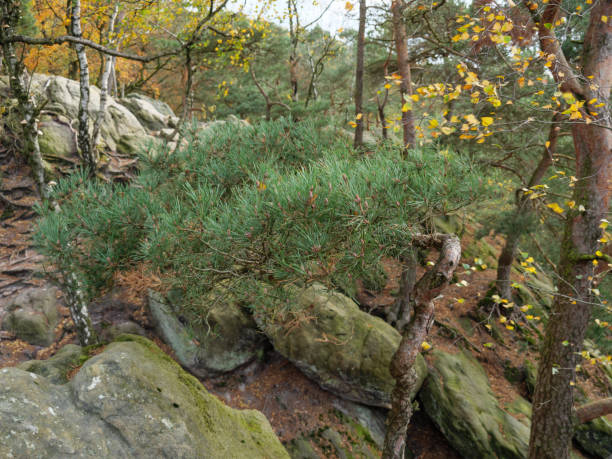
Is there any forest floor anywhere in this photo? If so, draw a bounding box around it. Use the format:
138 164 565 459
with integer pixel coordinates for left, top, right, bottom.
1 152 610 458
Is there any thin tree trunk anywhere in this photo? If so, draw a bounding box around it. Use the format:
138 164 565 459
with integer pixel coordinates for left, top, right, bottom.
91 5 119 152
383 234 461 458
528 1 612 456
391 0 415 150
69 0 95 173
0 2 48 199
64 269 97 346
496 114 562 300
353 0 366 149
287 0 299 102
65 0 79 80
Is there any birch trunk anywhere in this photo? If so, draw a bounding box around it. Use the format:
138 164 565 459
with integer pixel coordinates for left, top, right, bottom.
69 0 95 173
91 5 119 151
0 2 48 199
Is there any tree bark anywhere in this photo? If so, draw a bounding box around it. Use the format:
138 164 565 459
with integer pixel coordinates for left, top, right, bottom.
528 1 612 457
288 0 299 102
353 0 366 149
390 0 415 150
64 270 97 346
0 0 48 200
69 0 95 174
496 114 562 300
575 398 612 424
91 5 119 152
383 234 461 459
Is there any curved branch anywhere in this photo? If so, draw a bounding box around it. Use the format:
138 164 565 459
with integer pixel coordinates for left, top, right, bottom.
575 398 612 424
4 34 181 62
383 233 461 459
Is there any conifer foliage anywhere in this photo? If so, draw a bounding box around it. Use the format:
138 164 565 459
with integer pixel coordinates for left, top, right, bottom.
35 119 486 326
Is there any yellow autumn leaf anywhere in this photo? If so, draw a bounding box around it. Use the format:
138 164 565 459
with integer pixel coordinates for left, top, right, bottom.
356 113 363 120
481 117 494 127
547 202 564 214
384 83 391 89
345 1 354 11
410 94 419 102
464 114 479 125
602 15 608 23
421 341 432 350
348 121 357 128
428 119 439 129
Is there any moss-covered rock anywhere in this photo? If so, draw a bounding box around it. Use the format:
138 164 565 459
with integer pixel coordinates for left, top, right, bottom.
18 344 87 384
0 334 288 458
1 287 59 346
419 349 529 459
255 283 427 408
148 289 266 377
574 417 612 459
38 114 78 160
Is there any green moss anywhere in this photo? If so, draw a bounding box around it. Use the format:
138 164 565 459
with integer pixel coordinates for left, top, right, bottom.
113 333 177 366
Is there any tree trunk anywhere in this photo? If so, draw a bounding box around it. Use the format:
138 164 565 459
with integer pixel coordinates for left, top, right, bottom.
496 229 520 301
0 1 48 199
383 234 461 459
65 0 79 80
287 0 299 102
496 115 562 300
91 4 119 152
528 2 612 456
69 0 95 173
390 0 415 150
64 270 97 346
353 0 366 149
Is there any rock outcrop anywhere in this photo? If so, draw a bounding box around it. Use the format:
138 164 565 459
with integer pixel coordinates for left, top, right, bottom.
419 349 529 459
255 283 427 408
0 287 59 346
0 74 175 159
120 93 179 133
0 335 288 458
148 289 266 378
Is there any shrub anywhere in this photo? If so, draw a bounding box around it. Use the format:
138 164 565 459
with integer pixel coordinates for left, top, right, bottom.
35 119 491 321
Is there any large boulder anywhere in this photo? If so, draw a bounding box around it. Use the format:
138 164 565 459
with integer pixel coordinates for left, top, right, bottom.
120 93 179 132
1 287 59 346
30 74 150 152
0 335 288 458
148 289 266 378
254 283 427 408
419 349 529 459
